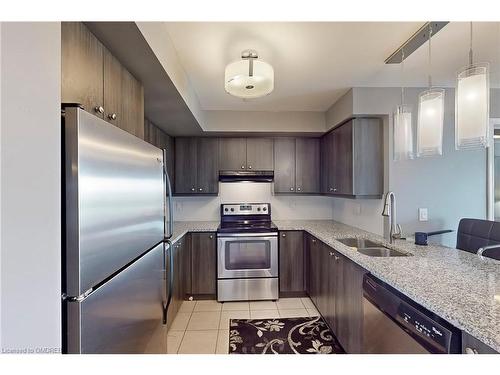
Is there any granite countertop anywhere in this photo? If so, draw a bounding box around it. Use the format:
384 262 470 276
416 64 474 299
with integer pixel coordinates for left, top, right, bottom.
171 219 500 351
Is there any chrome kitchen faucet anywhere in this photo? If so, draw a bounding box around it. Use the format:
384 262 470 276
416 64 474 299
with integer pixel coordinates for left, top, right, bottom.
382 191 402 244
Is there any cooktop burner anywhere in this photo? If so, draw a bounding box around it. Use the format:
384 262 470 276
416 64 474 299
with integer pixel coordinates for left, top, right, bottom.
217 203 277 234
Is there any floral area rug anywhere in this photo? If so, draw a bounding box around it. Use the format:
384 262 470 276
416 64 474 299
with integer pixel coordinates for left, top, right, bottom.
228 316 345 354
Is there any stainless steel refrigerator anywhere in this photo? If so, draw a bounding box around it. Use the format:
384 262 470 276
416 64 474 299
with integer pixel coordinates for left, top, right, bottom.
62 106 173 354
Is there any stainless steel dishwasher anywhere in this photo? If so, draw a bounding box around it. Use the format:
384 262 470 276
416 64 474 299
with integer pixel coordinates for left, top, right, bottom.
362 274 461 354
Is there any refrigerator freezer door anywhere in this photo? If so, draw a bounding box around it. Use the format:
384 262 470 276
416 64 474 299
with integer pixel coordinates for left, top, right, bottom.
64 107 165 296
66 243 167 354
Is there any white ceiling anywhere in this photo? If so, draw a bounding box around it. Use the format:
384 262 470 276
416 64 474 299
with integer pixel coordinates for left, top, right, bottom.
165 22 500 112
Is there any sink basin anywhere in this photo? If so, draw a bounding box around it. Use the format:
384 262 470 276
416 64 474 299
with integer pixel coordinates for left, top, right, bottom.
337 237 411 257
336 237 381 248
357 247 410 257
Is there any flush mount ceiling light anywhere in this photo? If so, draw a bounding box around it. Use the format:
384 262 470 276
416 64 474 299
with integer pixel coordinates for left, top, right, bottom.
224 49 274 99
417 24 445 157
393 49 414 161
455 22 490 150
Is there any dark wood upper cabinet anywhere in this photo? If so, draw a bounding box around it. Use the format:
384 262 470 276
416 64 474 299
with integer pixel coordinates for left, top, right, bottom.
197 138 219 194
246 138 274 170
120 68 144 139
190 232 217 296
321 118 383 198
62 22 144 139
103 48 122 126
274 137 320 194
295 138 320 193
174 137 198 194
333 122 353 195
273 138 296 193
145 119 174 183
62 22 104 118
219 137 273 171
279 231 305 296
218 138 247 170
174 137 218 195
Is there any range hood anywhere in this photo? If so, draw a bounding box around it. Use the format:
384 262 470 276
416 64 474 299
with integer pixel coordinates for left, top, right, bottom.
219 170 274 183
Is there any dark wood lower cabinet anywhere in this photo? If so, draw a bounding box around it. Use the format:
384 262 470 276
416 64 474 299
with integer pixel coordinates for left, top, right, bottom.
306 233 367 354
166 235 187 330
190 232 217 297
279 231 305 296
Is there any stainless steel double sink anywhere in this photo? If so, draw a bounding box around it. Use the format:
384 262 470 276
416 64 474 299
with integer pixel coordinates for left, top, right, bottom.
336 237 411 257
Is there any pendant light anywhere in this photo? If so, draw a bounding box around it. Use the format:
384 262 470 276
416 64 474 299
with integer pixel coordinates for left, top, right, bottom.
417 24 445 157
224 49 274 99
393 49 414 161
455 22 490 150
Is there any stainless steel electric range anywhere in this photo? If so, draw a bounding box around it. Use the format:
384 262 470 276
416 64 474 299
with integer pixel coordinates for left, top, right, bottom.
217 203 279 302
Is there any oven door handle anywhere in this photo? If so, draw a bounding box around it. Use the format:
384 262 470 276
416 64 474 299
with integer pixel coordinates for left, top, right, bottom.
217 233 278 238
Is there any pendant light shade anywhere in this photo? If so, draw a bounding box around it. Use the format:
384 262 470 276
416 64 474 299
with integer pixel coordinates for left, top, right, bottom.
225 50 274 99
455 23 490 150
394 105 414 160
417 88 445 157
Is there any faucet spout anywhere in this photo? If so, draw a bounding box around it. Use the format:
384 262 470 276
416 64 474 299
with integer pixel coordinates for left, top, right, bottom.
382 192 401 243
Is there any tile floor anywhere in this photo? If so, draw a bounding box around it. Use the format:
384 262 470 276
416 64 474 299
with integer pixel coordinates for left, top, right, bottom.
167 297 319 354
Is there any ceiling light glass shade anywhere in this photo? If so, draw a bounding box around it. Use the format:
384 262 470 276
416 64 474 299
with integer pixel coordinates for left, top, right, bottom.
393 105 414 161
417 88 445 157
225 59 274 99
455 63 490 150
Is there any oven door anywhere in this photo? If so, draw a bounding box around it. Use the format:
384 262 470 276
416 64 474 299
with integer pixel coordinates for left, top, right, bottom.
217 233 278 279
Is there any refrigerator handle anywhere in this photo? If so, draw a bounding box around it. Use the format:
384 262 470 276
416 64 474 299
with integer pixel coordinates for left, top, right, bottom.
162 149 174 240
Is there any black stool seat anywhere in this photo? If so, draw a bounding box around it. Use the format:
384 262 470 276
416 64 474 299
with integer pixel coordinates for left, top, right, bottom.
456 218 500 260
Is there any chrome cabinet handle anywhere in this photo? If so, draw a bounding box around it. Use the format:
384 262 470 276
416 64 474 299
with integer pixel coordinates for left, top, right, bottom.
282 233 286 237
312 239 316 243
107 113 117 120
329 251 333 256
248 165 252 169
94 106 104 114
191 187 195 191
329 187 334 192
241 165 245 169
297 187 301 191
290 187 294 191
335 255 340 261
198 188 203 192
209 234 214 239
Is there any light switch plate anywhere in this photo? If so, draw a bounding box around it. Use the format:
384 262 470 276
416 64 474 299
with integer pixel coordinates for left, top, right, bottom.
419 208 428 222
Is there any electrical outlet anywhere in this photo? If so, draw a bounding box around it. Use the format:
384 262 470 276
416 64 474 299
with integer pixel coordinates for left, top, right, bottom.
419 208 428 222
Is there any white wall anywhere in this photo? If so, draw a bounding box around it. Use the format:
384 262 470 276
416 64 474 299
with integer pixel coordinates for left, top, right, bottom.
174 183 334 221
203 110 325 133
0 23 61 353
327 87 487 246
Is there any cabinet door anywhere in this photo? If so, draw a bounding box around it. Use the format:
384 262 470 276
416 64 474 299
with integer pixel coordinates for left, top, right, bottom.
174 138 197 194
197 138 219 194
120 68 144 139
324 250 337 333
333 122 353 195
316 243 331 319
307 236 320 306
273 138 296 193
334 252 366 354
103 48 122 127
295 138 320 193
190 232 217 295
246 138 274 170
320 135 329 194
352 118 383 196
218 138 247 170
61 22 104 117
279 231 304 295
324 131 336 193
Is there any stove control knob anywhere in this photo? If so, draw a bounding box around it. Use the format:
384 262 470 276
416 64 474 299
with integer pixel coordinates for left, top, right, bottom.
224 208 228 212
257 207 261 211
230 208 235 212
263 207 267 211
